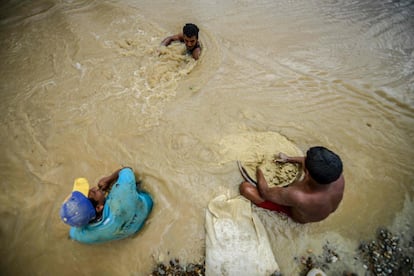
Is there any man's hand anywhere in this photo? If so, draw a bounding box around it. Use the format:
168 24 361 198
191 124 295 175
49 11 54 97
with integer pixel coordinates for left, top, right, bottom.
97 176 112 191
274 152 289 163
97 168 123 191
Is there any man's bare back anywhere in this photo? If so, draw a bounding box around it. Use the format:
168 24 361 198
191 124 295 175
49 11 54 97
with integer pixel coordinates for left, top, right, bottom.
240 146 344 223
285 173 344 223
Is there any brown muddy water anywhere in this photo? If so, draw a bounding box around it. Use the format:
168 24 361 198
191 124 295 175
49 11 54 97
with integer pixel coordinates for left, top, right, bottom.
0 0 413 275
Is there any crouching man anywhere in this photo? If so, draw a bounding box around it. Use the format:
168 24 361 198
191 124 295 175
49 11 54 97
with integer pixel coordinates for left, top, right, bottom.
60 167 153 243
240 146 344 223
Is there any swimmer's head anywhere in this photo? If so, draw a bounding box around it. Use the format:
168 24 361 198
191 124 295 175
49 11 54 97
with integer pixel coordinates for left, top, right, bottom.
183 23 199 39
183 23 199 50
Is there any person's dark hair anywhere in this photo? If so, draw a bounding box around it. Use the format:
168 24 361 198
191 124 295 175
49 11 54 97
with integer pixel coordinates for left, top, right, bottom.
305 146 343 184
183 23 199 39
88 198 101 222
88 198 99 209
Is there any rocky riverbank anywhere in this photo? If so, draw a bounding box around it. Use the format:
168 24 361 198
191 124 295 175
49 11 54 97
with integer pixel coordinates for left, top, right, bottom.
150 227 413 276
297 227 413 276
150 259 205 276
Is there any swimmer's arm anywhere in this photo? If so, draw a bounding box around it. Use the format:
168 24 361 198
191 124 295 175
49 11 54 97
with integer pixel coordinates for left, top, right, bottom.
98 168 122 191
192 47 201 60
161 33 183 46
256 168 295 206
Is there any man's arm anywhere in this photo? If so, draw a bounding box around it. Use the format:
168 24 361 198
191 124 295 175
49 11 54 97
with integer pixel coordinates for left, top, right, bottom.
97 168 122 191
192 47 201 60
161 33 183 46
276 153 305 167
256 168 297 206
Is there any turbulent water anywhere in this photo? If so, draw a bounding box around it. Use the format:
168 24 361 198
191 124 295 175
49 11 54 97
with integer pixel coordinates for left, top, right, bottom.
0 0 413 275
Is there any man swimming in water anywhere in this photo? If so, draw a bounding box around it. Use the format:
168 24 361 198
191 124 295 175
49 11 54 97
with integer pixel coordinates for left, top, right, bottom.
239 146 345 223
60 167 153 243
161 23 201 60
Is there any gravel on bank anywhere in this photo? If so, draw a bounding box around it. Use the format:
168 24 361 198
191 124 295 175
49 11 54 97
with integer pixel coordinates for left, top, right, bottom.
150 227 413 276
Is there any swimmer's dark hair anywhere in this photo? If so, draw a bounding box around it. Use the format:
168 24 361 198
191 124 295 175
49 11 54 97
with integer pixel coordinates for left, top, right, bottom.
305 146 343 184
183 23 199 39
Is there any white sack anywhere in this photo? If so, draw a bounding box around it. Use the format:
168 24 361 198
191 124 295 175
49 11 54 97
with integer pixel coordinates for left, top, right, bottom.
205 195 279 276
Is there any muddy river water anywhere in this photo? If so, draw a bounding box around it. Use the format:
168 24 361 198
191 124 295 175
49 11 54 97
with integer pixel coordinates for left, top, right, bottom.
0 0 413 275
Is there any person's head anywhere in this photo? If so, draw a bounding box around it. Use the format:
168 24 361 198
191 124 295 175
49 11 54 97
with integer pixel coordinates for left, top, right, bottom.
182 23 199 50
60 178 105 227
305 146 343 185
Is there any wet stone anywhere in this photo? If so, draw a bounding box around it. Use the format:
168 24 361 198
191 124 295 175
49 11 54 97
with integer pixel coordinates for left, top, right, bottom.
150 259 205 276
358 227 414 275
